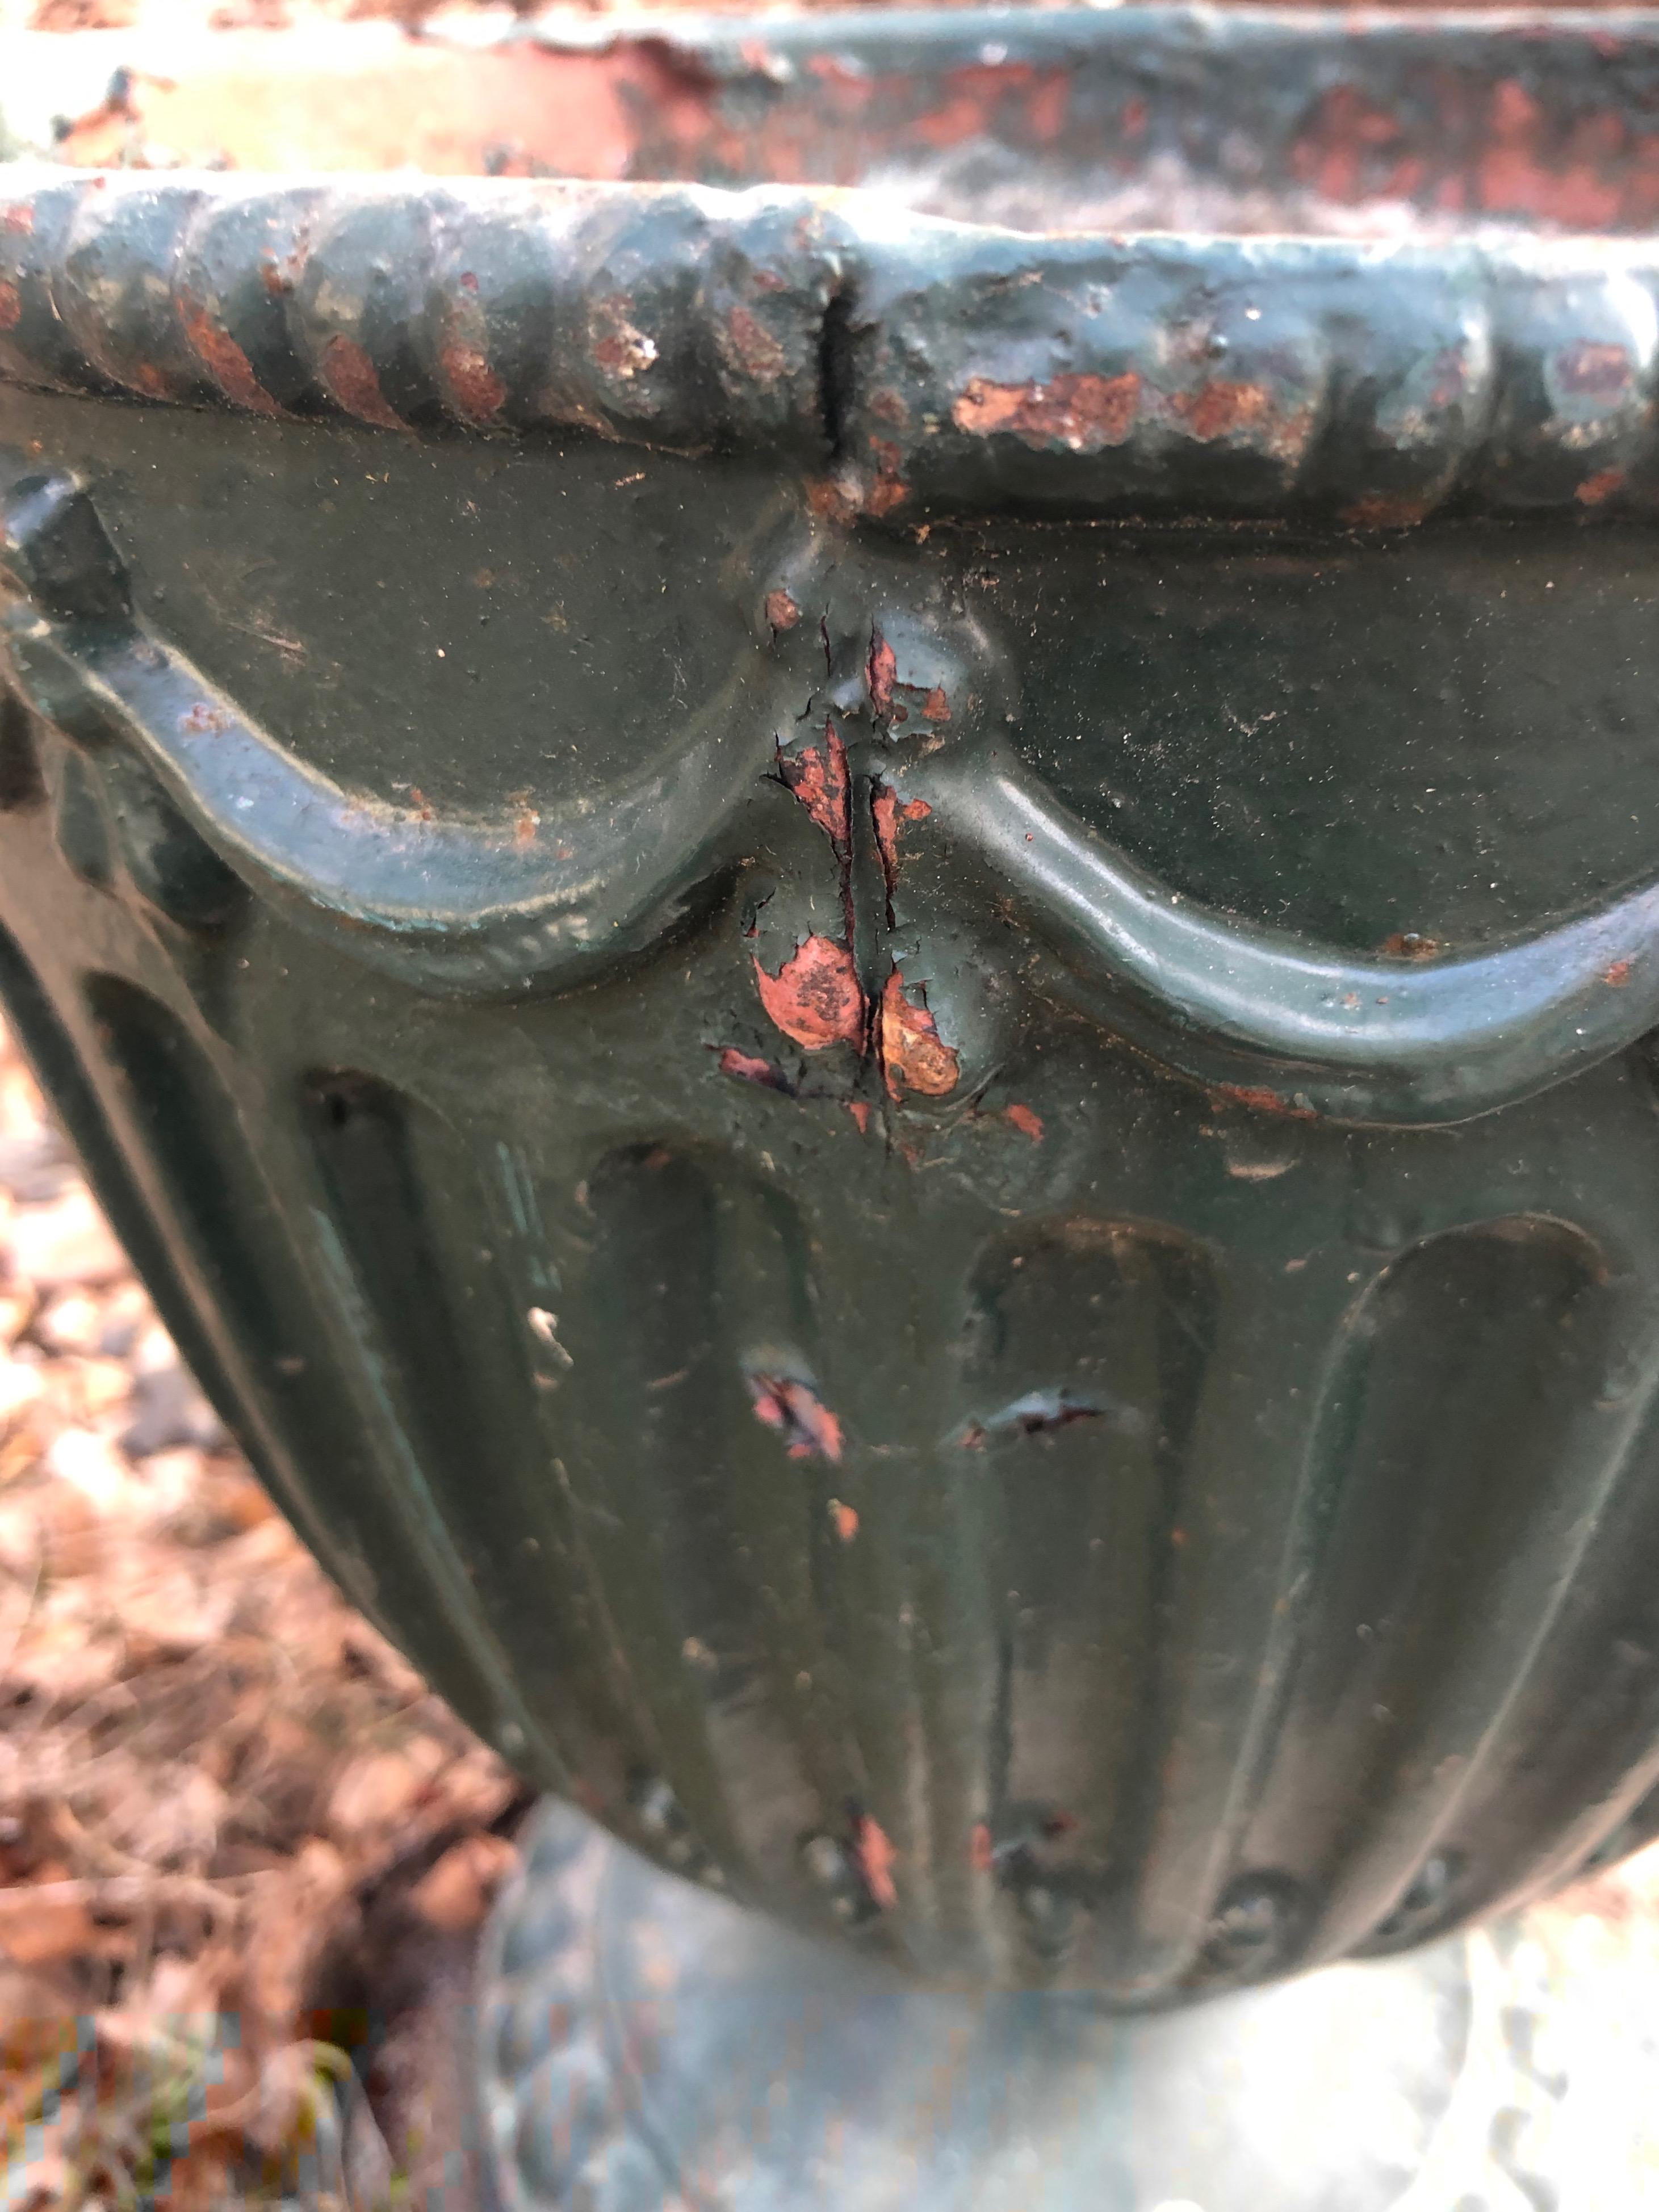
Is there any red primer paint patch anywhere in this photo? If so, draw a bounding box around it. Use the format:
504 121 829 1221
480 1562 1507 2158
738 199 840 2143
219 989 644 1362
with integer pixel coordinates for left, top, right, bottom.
871 784 901 895
867 631 897 716
952 370 1139 452
1606 960 1633 987
970 1821 994 1874
718 1047 793 1093
726 303 788 382
320 334 405 431
845 1100 873 1136
441 335 507 420
853 1813 897 1911
0 282 23 333
829 1499 859 1542
1005 1103 1044 1142
748 1374 843 1463
1171 379 1273 441
182 303 280 416
778 723 850 849
879 970 960 1101
1214 1084 1317 1123
1555 340 1633 398
753 936 864 1051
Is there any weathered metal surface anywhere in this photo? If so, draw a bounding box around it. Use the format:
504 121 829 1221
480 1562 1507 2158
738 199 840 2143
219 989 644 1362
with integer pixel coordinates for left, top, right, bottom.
5 9 1659 2022
9 169 1659 531
19 7 1659 237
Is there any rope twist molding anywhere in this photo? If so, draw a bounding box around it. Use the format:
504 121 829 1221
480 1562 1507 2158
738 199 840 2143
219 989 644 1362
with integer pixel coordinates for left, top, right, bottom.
5 171 1659 522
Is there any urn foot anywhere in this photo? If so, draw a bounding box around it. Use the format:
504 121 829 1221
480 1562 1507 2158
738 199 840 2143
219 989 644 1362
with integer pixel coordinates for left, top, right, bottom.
469 1800 1569 2212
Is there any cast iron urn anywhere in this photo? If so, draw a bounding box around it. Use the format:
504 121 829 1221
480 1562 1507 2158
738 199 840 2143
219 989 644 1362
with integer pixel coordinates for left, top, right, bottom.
5 8 1659 2203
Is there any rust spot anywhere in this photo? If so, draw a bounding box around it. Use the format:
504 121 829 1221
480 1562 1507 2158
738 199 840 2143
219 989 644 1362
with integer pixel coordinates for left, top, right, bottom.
1171 380 1273 442
407 786 434 822
725 303 789 383
753 935 864 1051
970 1821 994 1874
181 301 279 417
828 1499 859 1542
590 299 658 380
514 803 540 845
862 467 911 518
320 334 405 431
851 1812 897 1912
259 240 308 299
920 687 950 725
718 1046 794 1093
127 364 172 401
178 700 232 736
1555 340 1633 399
879 969 960 1102
1606 960 1633 987
0 282 20 334
778 721 849 850
1005 1103 1044 1142
1382 930 1440 960
1213 1083 1317 1122
805 474 860 527
764 589 799 632
845 1099 873 1136
748 1372 843 1463
867 631 896 717
952 370 1139 452
869 387 910 429
1343 493 1430 530
1 206 33 235
441 337 506 421
1577 468 1625 507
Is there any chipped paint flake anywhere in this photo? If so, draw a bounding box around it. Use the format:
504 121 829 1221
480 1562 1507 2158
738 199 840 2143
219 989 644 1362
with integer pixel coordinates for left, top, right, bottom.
778 722 850 849
879 969 959 1101
867 630 897 717
852 1812 898 1911
748 1372 844 1462
718 1046 794 1092
952 370 1140 451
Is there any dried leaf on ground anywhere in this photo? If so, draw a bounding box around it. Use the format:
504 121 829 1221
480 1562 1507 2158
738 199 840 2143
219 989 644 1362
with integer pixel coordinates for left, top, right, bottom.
0 1016 518 2209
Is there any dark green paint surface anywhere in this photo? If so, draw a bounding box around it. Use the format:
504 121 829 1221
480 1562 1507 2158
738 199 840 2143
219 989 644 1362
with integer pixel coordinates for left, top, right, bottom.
4 10 1659 2014
3 383 1659 2004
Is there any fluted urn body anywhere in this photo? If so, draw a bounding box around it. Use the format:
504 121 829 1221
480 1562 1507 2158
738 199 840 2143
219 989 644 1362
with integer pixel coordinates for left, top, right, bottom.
6 5 1659 2013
